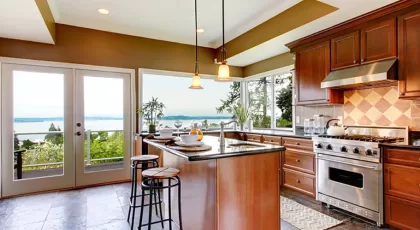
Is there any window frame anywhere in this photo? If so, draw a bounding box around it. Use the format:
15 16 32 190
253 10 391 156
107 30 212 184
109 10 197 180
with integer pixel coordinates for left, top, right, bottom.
244 65 295 132
138 68 245 133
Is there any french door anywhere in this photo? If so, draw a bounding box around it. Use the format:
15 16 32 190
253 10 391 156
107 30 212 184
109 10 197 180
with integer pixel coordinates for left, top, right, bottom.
74 69 131 186
1 63 133 197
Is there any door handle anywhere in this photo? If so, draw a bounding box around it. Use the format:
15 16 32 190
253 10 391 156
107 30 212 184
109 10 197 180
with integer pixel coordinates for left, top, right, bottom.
76 131 82 136
317 156 379 171
76 123 81 127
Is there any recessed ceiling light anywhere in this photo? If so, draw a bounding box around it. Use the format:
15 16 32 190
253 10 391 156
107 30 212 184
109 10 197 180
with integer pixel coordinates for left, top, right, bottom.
196 29 205 33
98 8 109 15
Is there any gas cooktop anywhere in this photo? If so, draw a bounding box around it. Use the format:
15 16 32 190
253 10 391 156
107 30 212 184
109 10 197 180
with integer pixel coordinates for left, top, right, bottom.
317 134 405 143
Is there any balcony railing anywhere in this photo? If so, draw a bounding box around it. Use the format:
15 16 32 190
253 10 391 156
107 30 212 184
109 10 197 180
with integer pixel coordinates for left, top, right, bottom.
14 129 124 169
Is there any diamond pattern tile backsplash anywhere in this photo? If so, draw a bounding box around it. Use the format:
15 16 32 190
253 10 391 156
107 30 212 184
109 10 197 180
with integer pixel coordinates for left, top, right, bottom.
344 86 420 128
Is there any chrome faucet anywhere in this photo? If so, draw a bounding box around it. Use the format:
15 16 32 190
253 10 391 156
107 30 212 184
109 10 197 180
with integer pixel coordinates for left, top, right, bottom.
219 118 239 148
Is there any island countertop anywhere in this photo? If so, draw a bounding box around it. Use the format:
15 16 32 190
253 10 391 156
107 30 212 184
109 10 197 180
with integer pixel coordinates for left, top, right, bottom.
143 135 285 161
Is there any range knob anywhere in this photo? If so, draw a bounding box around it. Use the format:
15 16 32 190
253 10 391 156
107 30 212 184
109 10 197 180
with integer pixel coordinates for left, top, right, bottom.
316 143 323 149
326 144 333 150
372 150 378 156
353 148 360 154
365 149 373 156
340 146 347 153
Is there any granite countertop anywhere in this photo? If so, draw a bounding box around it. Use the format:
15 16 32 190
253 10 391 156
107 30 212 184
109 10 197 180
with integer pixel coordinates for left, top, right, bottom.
135 128 312 139
144 136 285 161
380 143 420 150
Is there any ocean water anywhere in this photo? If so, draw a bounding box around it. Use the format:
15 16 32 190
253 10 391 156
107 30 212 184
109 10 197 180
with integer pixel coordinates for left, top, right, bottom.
14 118 232 141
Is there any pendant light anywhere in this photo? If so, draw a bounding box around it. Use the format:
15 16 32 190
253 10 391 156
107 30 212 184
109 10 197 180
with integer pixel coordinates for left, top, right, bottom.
216 0 231 82
189 0 203 89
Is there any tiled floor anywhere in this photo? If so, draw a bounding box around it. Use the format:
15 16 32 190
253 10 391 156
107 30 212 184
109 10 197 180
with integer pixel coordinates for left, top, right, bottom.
0 183 389 230
0 183 174 230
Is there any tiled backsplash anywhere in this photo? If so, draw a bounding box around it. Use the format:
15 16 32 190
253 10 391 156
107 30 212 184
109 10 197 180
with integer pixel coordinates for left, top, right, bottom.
295 87 420 129
343 86 420 128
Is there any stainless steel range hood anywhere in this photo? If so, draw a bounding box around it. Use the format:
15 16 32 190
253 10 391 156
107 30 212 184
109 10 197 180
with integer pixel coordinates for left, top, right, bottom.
321 59 397 89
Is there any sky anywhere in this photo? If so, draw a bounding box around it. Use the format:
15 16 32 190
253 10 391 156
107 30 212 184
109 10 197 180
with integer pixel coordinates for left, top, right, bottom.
13 71 233 118
142 74 234 116
13 71 123 117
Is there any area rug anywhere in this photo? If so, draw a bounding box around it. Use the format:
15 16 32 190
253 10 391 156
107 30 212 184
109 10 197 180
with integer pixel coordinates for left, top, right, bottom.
281 196 343 230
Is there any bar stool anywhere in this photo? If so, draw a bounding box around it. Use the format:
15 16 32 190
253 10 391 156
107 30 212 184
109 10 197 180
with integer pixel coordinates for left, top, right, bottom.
139 167 183 230
127 155 162 230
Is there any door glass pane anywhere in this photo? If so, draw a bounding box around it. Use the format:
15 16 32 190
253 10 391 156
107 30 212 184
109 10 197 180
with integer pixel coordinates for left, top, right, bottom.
13 71 64 180
83 76 124 172
248 77 272 129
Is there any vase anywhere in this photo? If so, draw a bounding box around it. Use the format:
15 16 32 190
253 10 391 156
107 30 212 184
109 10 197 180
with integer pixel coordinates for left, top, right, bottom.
149 124 156 134
240 124 245 131
189 122 203 141
248 120 253 131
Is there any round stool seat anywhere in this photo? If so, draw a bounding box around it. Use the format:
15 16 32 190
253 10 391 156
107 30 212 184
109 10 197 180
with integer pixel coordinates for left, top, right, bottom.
142 167 180 179
131 155 158 161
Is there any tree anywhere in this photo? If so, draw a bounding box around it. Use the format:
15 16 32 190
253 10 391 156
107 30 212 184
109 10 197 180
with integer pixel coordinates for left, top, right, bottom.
216 82 240 114
45 123 64 145
14 133 20 150
276 75 293 122
22 139 35 150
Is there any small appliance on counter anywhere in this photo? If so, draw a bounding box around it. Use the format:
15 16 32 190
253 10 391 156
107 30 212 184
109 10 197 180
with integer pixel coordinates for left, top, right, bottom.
411 131 420 146
313 114 329 135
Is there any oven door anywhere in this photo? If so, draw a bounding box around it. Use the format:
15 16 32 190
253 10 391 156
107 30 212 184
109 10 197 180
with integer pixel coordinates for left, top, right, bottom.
317 154 381 212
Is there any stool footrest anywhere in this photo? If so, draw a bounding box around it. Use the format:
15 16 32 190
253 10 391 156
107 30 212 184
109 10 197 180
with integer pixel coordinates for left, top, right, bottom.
139 218 178 228
129 199 162 208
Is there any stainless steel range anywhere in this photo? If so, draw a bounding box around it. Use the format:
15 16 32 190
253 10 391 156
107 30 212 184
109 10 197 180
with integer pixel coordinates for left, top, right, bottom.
313 126 408 227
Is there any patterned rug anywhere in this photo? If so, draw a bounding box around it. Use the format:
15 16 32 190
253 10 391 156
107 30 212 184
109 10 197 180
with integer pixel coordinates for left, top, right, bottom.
281 196 343 230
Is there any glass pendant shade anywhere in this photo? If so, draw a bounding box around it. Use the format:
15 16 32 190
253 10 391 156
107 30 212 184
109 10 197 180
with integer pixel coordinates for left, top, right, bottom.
189 73 203 89
216 62 231 82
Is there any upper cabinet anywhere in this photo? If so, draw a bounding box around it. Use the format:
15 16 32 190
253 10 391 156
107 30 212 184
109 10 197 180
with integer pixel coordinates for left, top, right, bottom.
331 31 360 70
360 18 397 64
330 18 397 70
398 8 420 99
295 41 343 105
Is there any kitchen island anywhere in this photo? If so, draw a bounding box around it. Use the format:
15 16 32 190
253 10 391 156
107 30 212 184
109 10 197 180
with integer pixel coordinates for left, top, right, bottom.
143 136 285 230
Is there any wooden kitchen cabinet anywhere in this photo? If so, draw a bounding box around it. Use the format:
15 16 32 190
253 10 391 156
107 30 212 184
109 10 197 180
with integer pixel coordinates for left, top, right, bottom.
360 18 396 64
398 8 420 99
331 31 360 70
385 195 420 230
295 41 343 105
384 147 420 230
281 137 315 197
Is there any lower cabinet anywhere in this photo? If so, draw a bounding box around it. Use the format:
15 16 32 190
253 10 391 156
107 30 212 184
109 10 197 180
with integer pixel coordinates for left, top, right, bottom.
283 168 316 197
384 147 420 230
385 195 420 230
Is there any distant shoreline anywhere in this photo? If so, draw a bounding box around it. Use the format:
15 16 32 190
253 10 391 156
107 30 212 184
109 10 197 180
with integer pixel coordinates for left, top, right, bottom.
14 115 232 123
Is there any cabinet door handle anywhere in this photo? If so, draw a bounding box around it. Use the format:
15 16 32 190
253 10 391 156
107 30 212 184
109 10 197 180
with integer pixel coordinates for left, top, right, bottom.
353 60 357 64
400 92 405 96
296 180 301 183
361 58 365 62
296 159 301 163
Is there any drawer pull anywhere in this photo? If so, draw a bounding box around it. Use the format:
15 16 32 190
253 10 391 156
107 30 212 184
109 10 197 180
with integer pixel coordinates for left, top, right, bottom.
296 159 301 163
296 180 300 183
270 140 273 142
296 143 300 145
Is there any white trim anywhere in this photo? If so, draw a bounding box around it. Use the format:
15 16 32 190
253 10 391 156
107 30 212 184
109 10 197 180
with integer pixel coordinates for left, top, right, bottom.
0 57 135 75
138 70 143 134
244 64 294 81
0 61 2 198
138 68 244 81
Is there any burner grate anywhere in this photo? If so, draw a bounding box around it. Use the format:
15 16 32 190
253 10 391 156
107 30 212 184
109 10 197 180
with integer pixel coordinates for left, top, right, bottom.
318 134 404 143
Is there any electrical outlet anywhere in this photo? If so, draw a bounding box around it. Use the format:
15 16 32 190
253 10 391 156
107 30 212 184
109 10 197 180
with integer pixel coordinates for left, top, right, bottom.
296 116 300 124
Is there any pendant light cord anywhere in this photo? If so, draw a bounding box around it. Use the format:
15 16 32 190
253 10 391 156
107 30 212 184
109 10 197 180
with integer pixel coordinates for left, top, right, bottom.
222 0 226 62
195 0 199 73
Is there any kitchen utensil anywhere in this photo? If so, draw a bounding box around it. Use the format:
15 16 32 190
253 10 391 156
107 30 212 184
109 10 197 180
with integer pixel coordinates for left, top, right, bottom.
175 141 204 147
326 119 347 136
180 134 198 144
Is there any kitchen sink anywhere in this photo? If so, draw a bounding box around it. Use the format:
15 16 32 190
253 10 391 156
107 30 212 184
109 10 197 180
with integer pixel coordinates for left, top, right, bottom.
227 143 262 149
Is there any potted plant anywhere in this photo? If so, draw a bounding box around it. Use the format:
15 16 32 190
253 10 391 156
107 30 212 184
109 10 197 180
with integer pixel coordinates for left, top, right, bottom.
138 97 165 133
232 102 251 131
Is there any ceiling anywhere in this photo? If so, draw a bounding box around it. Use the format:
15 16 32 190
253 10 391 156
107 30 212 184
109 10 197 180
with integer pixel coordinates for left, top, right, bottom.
0 0 54 44
49 0 300 48
0 0 399 68
227 0 397 66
